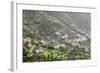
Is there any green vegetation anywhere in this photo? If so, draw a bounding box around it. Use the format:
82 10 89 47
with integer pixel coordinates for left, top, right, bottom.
23 38 90 62
23 10 91 62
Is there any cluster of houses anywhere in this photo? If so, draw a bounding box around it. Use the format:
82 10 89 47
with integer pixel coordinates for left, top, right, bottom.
23 30 88 54
54 31 87 47
23 37 47 54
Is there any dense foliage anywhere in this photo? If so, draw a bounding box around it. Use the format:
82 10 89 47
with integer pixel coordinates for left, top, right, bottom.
23 10 91 62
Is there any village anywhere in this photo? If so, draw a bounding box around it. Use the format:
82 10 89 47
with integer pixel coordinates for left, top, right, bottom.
23 30 90 62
